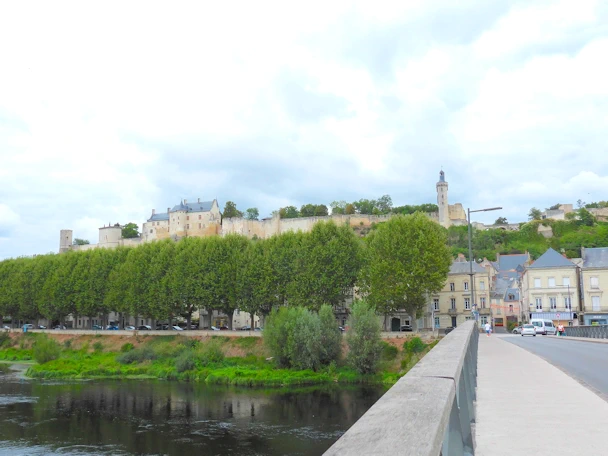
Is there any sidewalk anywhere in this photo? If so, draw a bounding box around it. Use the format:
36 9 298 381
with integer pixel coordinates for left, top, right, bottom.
548 335 608 344
475 336 608 456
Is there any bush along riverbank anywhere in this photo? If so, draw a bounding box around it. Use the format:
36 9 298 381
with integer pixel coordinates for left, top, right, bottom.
0 326 438 387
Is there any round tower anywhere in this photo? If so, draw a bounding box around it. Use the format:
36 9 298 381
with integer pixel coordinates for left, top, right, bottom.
436 170 449 227
59 229 73 253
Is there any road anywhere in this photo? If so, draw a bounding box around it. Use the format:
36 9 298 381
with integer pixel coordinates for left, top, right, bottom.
501 334 608 397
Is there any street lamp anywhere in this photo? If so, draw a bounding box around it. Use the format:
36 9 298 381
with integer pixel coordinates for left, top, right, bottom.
468 206 502 324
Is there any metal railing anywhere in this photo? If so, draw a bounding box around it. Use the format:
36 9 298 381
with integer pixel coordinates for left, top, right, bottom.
564 325 608 339
324 321 479 456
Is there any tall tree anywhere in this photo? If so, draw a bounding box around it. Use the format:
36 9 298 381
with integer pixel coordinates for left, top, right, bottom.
314 204 329 216
73 239 90 245
121 223 140 238
359 213 452 330
245 207 259 220
528 207 542 221
222 201 243 219
279 206 299 219
495 217 508 225
330 201 347 215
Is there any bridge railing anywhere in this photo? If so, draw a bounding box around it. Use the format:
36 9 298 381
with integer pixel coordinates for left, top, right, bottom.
564 325 608 339
324 320 479 456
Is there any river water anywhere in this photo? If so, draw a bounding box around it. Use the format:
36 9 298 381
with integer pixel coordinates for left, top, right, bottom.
0 365 384 455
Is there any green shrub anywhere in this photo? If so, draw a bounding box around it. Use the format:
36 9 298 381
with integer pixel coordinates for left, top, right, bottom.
63 339 72 349
179 338 199 350
199 339 224 365
93 342 104 353
318 305 342 365
120 343 134 352
285 307 322 371
0 332 10 348
346 300 382 374
264 307 293 367
404 337 426 354
116 346 157 364
32 336 61 364
0 364 9 374
380 341 398 361
175 349 197 373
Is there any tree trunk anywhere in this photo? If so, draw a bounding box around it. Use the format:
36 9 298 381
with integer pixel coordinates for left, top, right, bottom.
186 312 192 331
384 314 389 331
250 313 255 330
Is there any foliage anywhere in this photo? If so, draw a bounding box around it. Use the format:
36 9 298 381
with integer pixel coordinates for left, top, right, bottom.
318 305 342 365
380 341 398 361
528 207 542 221
346 300 382 374
120 343 134 352
279 205 300 218
495 217 508 225
222 201 243 219
403 337 426 354
93 341 104 353
360 213 452 323
73 238 90 245
32 335 61 364
392 203 438 215
245 207 259 220
121 222 140 238
0 332 10 348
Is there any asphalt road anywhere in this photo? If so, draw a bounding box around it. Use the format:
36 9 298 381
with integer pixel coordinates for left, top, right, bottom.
501 334 608 397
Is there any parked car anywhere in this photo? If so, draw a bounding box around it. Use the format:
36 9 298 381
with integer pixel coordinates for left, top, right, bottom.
92 325 103 330
338 326 345 332
512 326 522 334
137 325 152 330
400 325 413 332
210 326 220 331
37 325 47 329
531 319 556 335
106 325 119 330
125 325 136 330
23 324 35 330
255 327 263 331
521 324 536 337
240 325 252 331
53 325 67 330
156 324 170 330
2 325 10 330
172 325 183 331
219 326 229 330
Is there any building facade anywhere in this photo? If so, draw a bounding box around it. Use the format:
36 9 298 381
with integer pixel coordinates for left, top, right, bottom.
522 248 580 326
580 247 608 325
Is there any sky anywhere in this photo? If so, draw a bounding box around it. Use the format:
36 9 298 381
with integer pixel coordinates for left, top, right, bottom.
1 0 607 259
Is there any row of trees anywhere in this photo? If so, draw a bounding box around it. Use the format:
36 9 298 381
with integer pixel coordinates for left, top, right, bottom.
0 214 452 330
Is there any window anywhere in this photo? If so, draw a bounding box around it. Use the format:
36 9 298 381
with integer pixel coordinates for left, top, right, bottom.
450 298 456 309
449 282 455 291
187 216 190 220
564 296 571 309
592 296 600 311
548 277 555 287
535 298 542 310
465 316 474 321
141 320 144 325
508 294 515 300
563 277 570 287
464 298 470 310
550 297 557 310
464 282 469 291
534 278 541 288
509 304 513 313
186 224 189 229
590 277 599 289
480 297 486 308
433 298 439 311
480 281 485 291
150 229 153 233
480 316 488 325
434 316 440 328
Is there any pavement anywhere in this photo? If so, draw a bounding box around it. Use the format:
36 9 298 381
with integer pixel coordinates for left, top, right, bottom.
475 334 608 456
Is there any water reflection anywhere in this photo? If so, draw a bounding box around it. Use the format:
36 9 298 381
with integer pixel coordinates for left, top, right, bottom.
0 373 384 455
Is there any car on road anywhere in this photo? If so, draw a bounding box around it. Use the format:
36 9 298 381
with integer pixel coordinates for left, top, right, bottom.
106 325 119 330
92 325 103 330
2 325 10 330
125 325 136 330
172 325 183 331
53 325 67 330
137 325 152 331
400 325 413 332
240 325 251 331
210 326 220 331
521 324 536 336
531 319 557 335
512 326 522 334
37 325 47 329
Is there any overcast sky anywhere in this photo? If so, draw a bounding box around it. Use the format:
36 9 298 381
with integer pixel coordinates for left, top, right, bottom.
1 0 607 259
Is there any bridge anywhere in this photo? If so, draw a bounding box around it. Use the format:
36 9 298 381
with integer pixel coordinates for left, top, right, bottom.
325 321 608 455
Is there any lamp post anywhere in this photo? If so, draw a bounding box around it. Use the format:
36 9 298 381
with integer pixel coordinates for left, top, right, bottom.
468 206 502 325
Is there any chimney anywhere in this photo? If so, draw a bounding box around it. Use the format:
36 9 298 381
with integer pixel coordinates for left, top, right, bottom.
152 209 155 215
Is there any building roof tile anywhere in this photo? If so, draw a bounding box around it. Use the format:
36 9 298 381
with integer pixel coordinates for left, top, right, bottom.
527 248 576 269
582 247 608 268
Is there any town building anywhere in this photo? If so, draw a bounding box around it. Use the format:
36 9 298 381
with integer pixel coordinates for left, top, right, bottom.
522 248 580 326
580 247 608 325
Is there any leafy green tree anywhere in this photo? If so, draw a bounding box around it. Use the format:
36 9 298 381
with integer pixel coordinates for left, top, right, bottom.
318 304 342 365
289 221 362 310
222 201 243 219
346 299 382 374
265 231 305 308
245 207 259 220
214 235 250 329
353 199 376 214
279 205 299 218
330 201 347 215
495 217 508 225
314 204 329 216
345 203 356 215
577 208 596 227
73 238 90 245
376 195 393 214
528 208 542 221
360 213 452 329
548 204 561 211
121 223 139 238
300 204 317 217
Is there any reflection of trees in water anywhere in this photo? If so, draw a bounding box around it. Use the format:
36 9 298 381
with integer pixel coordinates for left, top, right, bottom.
2 381 384 455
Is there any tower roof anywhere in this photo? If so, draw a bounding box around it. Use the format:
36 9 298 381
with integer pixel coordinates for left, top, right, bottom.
439 170 446 183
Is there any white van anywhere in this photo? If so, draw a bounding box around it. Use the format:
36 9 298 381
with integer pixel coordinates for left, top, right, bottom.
530 319 557 335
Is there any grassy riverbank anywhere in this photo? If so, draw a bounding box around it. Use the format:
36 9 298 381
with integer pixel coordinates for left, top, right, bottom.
0 332 437 387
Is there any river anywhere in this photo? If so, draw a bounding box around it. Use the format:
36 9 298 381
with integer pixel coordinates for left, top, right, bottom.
0 364 384 455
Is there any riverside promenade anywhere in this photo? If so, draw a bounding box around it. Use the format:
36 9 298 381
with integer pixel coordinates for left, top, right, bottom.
475 335 608 455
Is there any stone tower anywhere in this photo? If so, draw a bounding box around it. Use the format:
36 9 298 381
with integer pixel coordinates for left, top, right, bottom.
59 229 73 253
436 170 449 227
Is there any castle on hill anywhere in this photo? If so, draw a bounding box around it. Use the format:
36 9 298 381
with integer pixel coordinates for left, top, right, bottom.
60 171 468 252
